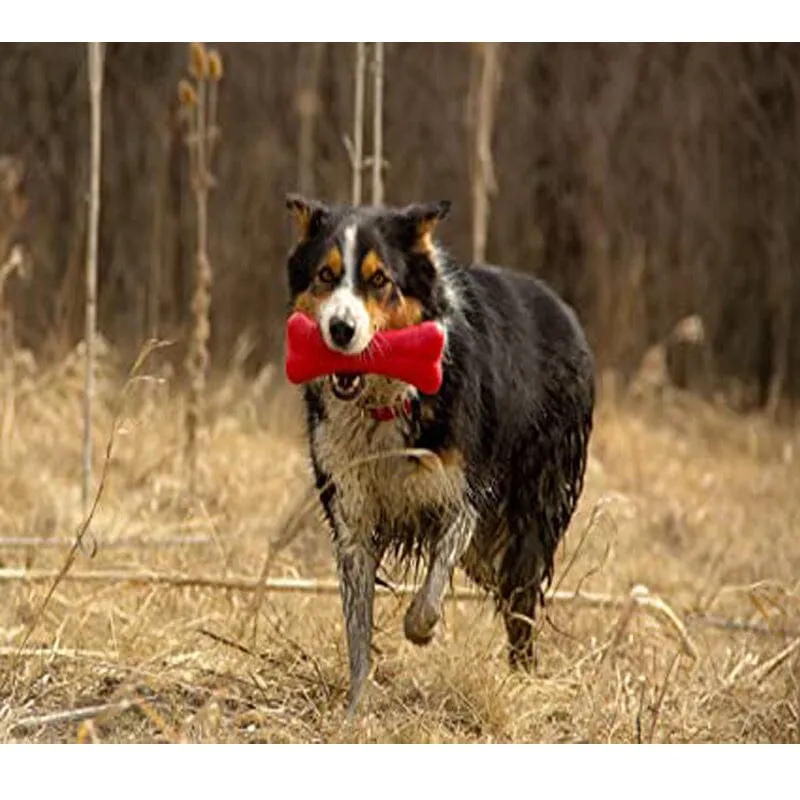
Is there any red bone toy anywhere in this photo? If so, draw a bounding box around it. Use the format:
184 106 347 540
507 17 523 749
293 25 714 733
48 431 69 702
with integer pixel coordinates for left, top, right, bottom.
285 311 445 395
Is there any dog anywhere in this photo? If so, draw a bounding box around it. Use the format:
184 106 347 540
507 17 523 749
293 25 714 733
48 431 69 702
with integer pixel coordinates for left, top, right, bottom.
284 194 595 718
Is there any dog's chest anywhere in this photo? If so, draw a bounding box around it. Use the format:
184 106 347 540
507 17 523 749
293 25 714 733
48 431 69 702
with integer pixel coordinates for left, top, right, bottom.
312 396 461 536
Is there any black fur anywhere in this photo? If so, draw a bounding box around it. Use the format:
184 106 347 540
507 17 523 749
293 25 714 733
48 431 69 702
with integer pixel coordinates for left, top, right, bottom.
285 196 595 715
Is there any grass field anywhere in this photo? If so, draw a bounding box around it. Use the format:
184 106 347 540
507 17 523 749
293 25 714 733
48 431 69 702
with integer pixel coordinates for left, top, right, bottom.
0 342 798 743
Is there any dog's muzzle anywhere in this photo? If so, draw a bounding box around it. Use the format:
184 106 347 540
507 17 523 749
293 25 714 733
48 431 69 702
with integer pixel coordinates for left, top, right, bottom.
330 372 365 401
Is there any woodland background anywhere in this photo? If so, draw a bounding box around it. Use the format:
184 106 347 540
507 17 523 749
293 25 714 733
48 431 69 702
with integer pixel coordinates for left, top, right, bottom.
1 42 799 410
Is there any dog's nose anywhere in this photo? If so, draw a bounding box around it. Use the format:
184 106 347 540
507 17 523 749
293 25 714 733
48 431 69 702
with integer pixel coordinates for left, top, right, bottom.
329 318 356 349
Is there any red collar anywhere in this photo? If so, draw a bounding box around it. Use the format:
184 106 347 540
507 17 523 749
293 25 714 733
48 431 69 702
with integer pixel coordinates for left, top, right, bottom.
366 397 413 422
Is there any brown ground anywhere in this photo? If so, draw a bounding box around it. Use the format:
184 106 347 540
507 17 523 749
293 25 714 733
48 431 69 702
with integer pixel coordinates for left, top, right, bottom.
0 343 798 743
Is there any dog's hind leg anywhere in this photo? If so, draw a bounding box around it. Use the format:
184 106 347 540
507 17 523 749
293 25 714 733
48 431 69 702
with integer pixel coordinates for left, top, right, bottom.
502 585 540 671
498 528 544 671
499 453 551 672
336 540 378 719
404 505 476 646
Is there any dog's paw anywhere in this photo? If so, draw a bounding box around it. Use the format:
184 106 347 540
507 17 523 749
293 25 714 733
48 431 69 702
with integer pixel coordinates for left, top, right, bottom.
403 595 440 646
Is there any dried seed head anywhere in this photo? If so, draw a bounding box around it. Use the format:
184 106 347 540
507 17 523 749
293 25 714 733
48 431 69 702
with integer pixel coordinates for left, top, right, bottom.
208 50 224 81
178 79 197 106
190 42 209 79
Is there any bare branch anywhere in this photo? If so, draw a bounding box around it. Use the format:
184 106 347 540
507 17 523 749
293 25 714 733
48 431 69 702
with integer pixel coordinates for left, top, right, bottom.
352 43 366 205
0 535 214 550
371 42 385 206
0 568 786 641
182 43 223 498
0 646 117 661
9 700 136 733
83 41 105 513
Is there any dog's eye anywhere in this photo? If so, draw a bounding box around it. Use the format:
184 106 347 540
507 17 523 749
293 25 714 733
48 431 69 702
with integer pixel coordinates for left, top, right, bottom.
370 271 389 289
318 266 337 284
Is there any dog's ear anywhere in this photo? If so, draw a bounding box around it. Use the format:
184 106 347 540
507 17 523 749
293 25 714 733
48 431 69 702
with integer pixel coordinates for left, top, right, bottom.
404 200 452 244
285 194 330 240
384 201 451 253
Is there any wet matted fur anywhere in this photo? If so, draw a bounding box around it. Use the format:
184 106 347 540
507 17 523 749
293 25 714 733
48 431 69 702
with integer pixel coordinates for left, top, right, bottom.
284 195 595 717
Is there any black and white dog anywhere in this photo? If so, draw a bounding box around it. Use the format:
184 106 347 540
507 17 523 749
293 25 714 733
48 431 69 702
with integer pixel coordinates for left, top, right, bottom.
285 195 595 717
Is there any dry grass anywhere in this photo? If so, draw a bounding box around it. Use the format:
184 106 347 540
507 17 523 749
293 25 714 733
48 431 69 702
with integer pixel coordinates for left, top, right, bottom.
0 342 798 743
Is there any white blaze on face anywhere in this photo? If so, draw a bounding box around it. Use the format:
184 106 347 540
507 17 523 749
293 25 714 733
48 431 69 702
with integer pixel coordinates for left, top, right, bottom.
319 223 373 354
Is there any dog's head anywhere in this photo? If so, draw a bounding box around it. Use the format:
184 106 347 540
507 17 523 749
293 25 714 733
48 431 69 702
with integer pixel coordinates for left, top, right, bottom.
285 196 452 401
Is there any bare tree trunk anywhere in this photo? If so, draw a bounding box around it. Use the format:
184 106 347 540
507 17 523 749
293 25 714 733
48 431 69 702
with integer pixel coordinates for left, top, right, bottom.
0 245 26 460
371 42 385 206
182 44 223 499
351 42 367 205
297 43 325 196
766 233 791 419
83 41 104 513
766 300 790 419
148 126 170 340
468 43 502 264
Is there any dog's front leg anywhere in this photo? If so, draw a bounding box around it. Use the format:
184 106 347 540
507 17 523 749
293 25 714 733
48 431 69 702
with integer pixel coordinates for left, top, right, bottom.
336 540 378 719
404 504 476 645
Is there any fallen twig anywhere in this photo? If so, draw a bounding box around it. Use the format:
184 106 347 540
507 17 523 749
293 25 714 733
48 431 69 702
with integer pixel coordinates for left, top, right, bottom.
2 569 784 641
0 536 215 550
9 700 136 733
685 611 797 637
198 627 256 658
746 636 800 684
0 646 118 662
0 569 414 594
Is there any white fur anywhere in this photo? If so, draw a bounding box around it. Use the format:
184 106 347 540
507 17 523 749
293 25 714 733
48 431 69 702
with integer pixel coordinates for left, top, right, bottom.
342 223 358 283
318 224 373 354
313 395 466 554
318 287 373 354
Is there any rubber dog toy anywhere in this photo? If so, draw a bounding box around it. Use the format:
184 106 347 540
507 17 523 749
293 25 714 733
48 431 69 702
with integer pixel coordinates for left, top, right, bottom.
285 312 445 395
